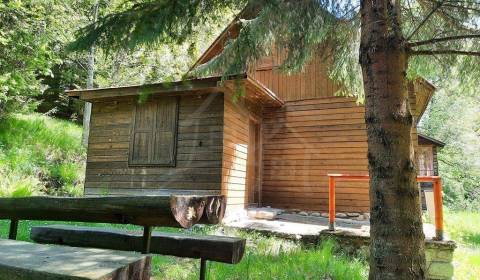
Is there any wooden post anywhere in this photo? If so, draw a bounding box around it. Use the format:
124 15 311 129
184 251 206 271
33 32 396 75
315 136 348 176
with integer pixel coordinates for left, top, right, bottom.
199 258 207 280
8 219 18 240
433 179 444 240
328 176 336 231
142 226 152 254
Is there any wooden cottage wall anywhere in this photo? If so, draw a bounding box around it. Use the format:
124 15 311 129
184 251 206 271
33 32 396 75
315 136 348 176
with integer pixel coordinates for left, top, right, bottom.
418 138 441 176
432 147 439 176
252 52 341 101
221 94 261 212
85 93 224 195
409 83 420 173
262 97 370 212
260 80 423 213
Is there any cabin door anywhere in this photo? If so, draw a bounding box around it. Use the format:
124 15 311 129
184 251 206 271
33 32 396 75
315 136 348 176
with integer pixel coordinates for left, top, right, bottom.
246 119 261 207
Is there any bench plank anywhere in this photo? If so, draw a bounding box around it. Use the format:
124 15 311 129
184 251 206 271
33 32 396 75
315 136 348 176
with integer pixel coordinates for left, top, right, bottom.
0 239 150 280
31 225 245 264
0 195 226 228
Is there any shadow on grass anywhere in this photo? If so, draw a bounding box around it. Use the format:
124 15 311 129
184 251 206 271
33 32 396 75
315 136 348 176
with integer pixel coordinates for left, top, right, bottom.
462 233 480 247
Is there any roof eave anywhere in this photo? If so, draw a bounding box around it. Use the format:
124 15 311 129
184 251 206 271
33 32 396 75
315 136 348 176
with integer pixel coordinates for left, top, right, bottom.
418 133 446 147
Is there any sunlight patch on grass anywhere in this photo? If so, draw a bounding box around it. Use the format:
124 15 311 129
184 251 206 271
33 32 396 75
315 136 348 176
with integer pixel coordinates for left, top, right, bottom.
445 211 480 247
452 245 480 280
444 211 480 280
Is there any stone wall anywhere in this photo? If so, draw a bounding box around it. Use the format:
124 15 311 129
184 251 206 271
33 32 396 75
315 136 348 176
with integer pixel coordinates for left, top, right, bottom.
425 240 456 280
319 231 456 280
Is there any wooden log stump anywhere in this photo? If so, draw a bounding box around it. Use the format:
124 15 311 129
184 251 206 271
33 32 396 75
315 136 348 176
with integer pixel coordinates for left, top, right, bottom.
170 195 207 228
31 225 246 264
203 195 227 224
0 239 151 280
0 195 225 228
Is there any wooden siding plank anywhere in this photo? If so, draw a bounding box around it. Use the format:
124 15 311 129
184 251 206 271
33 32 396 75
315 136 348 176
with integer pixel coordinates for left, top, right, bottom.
85 94 224 195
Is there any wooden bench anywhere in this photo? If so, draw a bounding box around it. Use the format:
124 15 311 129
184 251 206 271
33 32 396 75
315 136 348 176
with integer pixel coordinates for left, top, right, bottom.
0 195 245 280
0 195 226 252
0 239 150 280
31 225 245 264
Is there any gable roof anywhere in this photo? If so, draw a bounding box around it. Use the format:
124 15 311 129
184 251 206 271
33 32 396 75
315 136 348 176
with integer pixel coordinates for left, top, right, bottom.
414 79 436 123
189 6 436 120
189 4 259 71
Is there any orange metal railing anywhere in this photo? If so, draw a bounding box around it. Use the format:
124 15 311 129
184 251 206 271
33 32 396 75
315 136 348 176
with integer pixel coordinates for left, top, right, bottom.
327 174 444 240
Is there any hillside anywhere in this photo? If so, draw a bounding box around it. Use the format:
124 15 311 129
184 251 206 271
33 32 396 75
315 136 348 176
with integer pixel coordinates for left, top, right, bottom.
0 114 86 197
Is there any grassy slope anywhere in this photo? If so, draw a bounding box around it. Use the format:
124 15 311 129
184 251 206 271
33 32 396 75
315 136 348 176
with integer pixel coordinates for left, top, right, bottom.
444 211 480 280
0 114 476 279
0 114 85 196
0 114 367 279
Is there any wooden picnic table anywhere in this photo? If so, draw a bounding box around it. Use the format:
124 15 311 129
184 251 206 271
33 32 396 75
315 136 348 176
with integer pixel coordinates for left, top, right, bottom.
0 239 151 280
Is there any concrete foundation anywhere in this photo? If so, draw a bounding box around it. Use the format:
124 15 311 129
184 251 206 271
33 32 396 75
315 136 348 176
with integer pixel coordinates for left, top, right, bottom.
226 213 456 280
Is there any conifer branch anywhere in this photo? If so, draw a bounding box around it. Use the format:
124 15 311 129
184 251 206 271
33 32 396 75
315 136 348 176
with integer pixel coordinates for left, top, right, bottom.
410 34 480 47
407 0 445 40
410 50 480 56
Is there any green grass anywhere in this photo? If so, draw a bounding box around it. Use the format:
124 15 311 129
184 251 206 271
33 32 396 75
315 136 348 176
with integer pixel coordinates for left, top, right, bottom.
444 211 480 280
0 114 85 197
1 114 477 279
0 221 367 280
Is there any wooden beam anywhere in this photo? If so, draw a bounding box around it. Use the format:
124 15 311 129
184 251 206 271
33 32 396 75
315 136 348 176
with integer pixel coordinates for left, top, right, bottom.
8 219 18 240
0 195 225 228
31 225 246 264
142 226 152 254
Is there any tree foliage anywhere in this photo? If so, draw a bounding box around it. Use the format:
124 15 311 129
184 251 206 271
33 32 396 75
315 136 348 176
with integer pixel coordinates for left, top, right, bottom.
0 0 58 116
420 76 480 210
69 0 480 99
0 0 229 119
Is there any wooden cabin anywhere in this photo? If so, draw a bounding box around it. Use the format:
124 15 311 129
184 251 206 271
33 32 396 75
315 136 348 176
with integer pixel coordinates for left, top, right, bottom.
417 134 445 212
68 12 445 215
418 134 445 177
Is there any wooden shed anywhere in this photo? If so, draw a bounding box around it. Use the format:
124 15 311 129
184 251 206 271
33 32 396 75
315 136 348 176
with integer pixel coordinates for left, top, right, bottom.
69 9 443 215
69 76 283 213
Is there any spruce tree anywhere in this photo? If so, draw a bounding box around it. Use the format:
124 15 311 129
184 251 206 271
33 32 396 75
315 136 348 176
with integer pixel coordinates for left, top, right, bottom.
70 1 480 279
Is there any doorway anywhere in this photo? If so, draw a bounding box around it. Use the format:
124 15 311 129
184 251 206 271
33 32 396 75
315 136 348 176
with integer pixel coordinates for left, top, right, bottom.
246 119 261 207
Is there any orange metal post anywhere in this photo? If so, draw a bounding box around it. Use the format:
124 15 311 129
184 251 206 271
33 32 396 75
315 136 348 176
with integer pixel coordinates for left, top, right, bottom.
328 176 336 231
433 178 444 240
326 174 444 239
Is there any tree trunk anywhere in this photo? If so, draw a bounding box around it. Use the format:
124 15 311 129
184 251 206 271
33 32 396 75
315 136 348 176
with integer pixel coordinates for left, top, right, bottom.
81 0 99 147
359 1 426 279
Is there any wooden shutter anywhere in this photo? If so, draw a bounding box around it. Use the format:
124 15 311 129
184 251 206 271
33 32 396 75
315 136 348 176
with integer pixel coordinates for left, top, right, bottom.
129 97 179 166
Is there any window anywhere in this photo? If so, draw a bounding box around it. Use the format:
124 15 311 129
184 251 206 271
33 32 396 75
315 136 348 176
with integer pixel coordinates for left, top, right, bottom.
129 96 179 166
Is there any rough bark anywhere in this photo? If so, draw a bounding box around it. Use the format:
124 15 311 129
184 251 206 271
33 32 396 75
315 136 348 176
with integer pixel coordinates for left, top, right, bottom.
202 195 227 224
359 1 426 279
170 195 209 228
